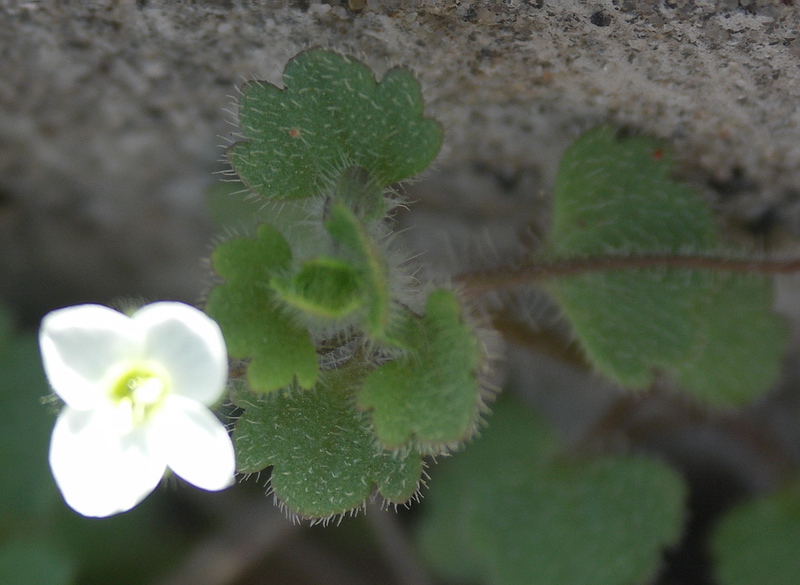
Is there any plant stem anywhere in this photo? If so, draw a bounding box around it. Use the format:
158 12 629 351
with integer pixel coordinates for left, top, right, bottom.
454 254 800 298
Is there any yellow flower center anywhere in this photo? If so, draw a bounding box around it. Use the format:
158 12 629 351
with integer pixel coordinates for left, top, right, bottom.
110 368 168 430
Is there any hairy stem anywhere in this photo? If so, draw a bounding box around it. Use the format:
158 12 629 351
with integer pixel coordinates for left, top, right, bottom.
454 254 800 298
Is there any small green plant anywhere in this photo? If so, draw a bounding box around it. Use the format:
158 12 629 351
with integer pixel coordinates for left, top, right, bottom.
206 49 490 518
30 48 800 584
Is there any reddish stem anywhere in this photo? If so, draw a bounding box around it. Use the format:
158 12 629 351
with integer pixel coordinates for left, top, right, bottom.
454 254 800 298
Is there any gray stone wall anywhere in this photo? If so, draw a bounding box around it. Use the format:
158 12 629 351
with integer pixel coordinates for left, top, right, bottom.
3 0 799 322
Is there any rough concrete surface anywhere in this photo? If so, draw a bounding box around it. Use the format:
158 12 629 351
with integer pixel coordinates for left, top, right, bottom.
3 0 800 321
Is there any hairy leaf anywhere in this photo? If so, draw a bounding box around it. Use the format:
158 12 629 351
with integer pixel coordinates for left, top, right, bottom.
675 272 787 404
547 126 785 401
417 399 686 585
324 202 392 339
550 269 708 387
234 366 423 519
548 126 716 387
333 165 387 222
271 257 363 320
206 224 318 392
230 49 442 201
550 127 716 256
358 289 484 452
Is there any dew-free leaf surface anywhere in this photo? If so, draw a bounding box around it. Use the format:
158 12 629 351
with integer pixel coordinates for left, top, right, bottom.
674 272 786 404
358 289 484 452
271 257 364 320
230 49 442 201
333 165 387 222
234 367 423 519
324 202 392 339
548 126 717 388
416 399 686 585
547 126 785 402
206 224 318 392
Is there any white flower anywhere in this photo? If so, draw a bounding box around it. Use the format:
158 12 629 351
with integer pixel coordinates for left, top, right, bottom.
40 302 235 517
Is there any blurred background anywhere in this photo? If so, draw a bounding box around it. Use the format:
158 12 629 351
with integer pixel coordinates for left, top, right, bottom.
4 1 800 583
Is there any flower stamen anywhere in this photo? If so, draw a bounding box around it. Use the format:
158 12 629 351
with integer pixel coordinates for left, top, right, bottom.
111 369 168 428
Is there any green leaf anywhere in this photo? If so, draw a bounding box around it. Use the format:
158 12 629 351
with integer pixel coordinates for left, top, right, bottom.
547 126 717 388
546 126 785 402
206 223 318 392
549 269 709 387
233 366 423 519
674 272 787 404
325 202 392 339
358 289 484 452
271 257 364 320
333 165 388 222
229 49 442 201
417 399 686 585
262 198 397 329
550 127 717 256
714 484 800 585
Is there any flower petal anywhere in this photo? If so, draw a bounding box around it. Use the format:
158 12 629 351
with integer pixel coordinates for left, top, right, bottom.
134 303 228 406
153 395 235 491
48 406 166 517
40 305 143 410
